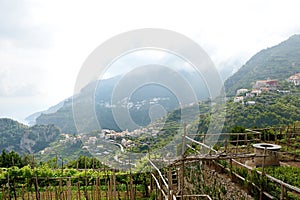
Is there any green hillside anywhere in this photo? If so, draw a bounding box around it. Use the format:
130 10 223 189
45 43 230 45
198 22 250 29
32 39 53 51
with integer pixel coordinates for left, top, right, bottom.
222 93 300 132
0 118 61 155
160 92 300 137
225 34 300 95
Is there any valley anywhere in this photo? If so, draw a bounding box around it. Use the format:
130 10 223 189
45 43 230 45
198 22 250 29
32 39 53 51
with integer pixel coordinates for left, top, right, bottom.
0 34 300 199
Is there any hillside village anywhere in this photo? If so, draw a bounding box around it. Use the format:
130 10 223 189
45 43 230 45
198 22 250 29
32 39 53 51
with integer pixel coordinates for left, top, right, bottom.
39 72 300 156
40 124 162 155
233 72 300 104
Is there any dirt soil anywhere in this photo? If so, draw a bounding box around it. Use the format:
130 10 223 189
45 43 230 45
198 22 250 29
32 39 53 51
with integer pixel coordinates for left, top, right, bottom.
280 160 300 168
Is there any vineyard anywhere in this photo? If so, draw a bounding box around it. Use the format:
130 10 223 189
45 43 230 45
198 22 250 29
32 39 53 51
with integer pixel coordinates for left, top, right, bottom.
0 125 300 199
0 167 149 200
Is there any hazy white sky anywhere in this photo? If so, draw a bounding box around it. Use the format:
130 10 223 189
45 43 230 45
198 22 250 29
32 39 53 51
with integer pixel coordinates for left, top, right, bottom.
1 0 300 122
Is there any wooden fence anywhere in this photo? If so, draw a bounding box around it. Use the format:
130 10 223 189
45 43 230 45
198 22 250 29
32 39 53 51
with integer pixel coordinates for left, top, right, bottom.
0 173 144 200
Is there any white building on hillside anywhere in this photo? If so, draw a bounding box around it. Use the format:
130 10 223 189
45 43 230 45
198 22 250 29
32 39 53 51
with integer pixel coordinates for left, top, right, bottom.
236 88 249 96
288 73 300 86
234 96 244 103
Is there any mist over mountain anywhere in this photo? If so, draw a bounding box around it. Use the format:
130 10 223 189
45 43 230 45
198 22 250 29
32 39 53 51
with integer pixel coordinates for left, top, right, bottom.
1 34 299 160
24 34 300 135
32 67 210 133
25 100 66 126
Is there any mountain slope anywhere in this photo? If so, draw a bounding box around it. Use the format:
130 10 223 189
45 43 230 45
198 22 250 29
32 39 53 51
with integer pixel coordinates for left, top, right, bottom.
0 118 61 154
34 69 210 134
25 100 66 126
225 34 300 95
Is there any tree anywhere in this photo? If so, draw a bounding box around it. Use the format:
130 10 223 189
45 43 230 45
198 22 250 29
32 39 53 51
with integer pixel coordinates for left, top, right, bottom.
0 150 23 168
66 155 106 169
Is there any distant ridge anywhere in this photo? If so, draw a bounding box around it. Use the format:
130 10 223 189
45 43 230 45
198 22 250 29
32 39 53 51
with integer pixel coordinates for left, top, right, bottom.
225 34 300 95
25 100 66 126
0 118 61 155
33 69 209 134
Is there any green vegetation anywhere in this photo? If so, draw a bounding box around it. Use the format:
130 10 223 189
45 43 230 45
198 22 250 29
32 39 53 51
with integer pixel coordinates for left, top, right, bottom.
191 93 300 133
225 34 300 95
125 102 211 155
66 155 107 169
260 166 300 188
0 150 32 168
222 93 300 131
0 118 61 155
34 137 90 165
124 91 300 155
0 151 150 200
145 92 300 138
37 105 78 133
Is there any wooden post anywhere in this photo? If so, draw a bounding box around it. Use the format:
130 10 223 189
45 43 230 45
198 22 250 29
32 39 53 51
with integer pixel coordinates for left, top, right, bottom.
245 132 248 152
50 184 53 200
95 177 99 200
99 176 102 200
168 167 173 200
84 157 88 200
31 188 34 200
275 131 277 144
7 172 10 200
92 157 95 171
113 170 116 200
148 149 153 194
27 185 30 200
46 185 50 200
21 184 25 200
294 145 297 161
2 186 6 200
286 126 290 152
180 123 187 200
235 134 239 154
280 183 284 200
170 190 173 200
124 191 127 200
154 174 158 200
230 158 233 180
162 148 164 163
181 123 187 156
77 182 81 200
158 173 163 200
59 178 63 200
67 177 71 200
109 174 112 200
259 132 262 142
129 155 134 200
130 171 134 200
260 147 267 200
61 158 64 176
180 160 185 200
34 176 40 200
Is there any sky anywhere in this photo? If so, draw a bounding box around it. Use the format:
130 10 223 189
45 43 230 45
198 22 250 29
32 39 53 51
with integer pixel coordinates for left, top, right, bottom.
1 0 300 123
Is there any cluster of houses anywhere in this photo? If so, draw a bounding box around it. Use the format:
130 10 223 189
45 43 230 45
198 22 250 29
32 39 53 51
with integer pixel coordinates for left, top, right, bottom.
40 124 161 154
104 126 160 147
59 133 82 144
98 97 170 110
234 72 300 104
104 128 148 140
